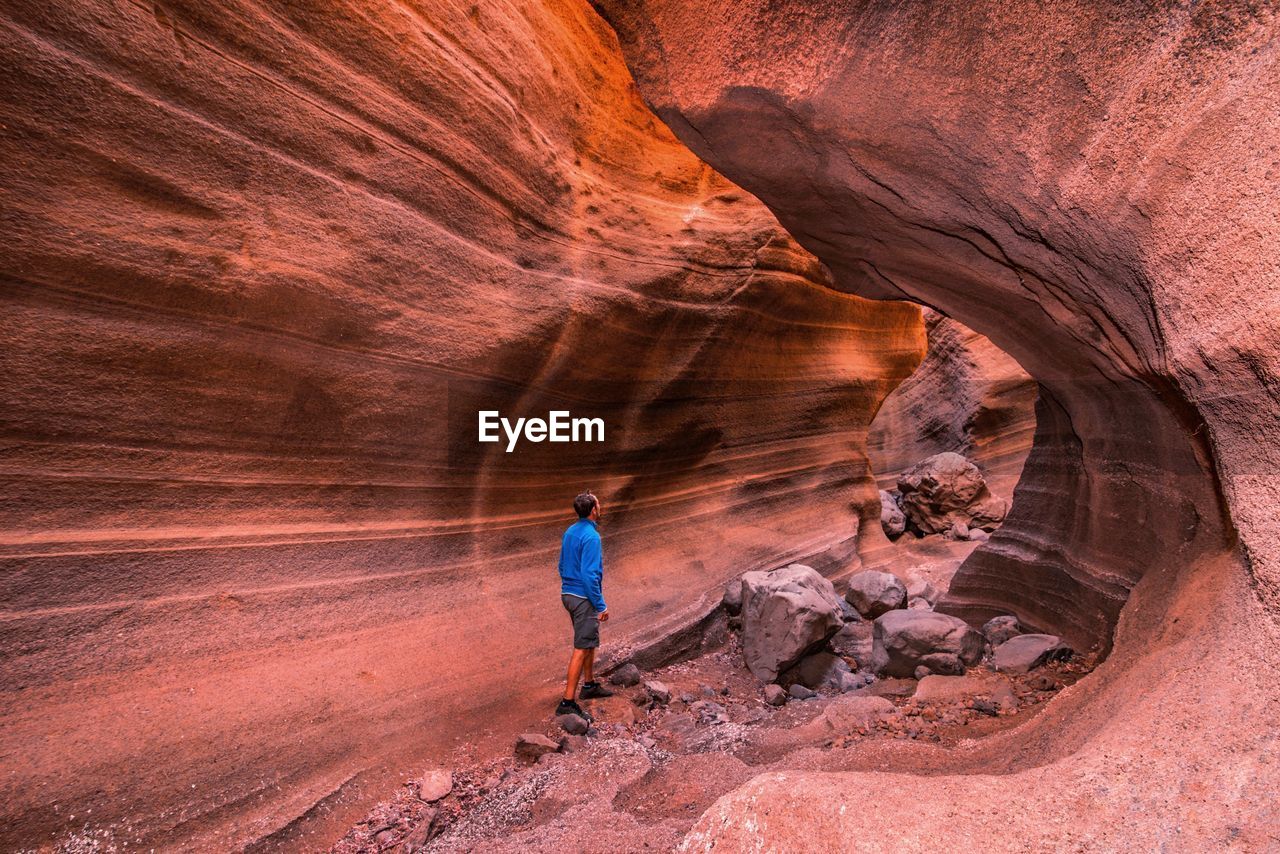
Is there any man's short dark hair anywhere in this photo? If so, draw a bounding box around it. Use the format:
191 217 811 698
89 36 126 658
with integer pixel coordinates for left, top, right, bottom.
574 491 598 518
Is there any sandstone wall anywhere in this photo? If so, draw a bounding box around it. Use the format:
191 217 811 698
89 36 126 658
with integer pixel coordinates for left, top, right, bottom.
597 0 1280 847
0 1 923 848
866 309 1036 498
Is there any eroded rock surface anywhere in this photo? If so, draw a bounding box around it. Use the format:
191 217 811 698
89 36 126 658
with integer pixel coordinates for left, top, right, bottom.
0 0 925 848
598 0 1280 848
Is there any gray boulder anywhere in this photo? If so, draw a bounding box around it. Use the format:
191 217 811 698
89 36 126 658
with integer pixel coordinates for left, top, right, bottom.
844 570 908 618
788 684 817 700
740 564 845 682
981 615 1022 647
784 651 853 691
871 610 985 678
879 489 906 538
906 579 939 605
992 634 1073 674
643 680 671 704
829 621 875 669
608 662 642 687
896 452 1009 535
555 714 589 735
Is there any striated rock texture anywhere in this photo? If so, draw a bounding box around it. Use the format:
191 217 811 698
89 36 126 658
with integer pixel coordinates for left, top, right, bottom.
867 308 1036 499
0 0 924 849
598 0 1280 848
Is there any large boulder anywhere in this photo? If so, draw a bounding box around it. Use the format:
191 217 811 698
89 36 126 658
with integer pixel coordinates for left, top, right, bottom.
896 452 1010 535
872 610 985 678
844 570 908 618
740 564 845 682
992 634 1074 674
879 490 906 538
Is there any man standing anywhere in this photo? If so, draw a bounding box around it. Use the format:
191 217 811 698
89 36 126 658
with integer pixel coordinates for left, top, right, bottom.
556 491 613 720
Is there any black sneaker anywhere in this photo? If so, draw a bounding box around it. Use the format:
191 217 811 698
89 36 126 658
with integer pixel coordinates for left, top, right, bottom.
555 698 591 721
579 681 614 699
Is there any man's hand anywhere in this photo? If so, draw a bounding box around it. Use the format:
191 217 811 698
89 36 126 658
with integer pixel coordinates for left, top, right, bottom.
598 609 610 622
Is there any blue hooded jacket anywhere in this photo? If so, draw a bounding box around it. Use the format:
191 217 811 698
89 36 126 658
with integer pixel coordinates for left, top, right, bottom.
558 518 605 612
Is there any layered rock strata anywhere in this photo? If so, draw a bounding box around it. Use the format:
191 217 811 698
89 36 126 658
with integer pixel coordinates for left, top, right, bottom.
0 0 924 848
597 0 1280 848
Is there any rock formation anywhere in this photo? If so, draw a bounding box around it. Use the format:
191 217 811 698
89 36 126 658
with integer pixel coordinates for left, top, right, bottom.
0 0 926 848
867 309 1037 500
894 451 1010 537
597 0 1280 848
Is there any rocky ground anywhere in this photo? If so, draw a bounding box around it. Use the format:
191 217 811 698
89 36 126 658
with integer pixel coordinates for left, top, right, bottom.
330 630 1094 853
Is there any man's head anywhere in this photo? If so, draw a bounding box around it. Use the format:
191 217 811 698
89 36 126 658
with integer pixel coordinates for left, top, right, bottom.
573 491 600 520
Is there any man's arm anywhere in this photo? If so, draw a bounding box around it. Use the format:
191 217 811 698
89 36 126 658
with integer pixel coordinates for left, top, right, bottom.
580 534 606 614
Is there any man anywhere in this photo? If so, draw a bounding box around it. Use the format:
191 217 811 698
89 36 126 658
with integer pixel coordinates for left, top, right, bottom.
555 490 613 720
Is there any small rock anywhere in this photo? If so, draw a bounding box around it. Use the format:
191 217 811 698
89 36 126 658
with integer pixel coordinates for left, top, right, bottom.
1028 673 1057 691
375 829 398 847
914 665 931 680
679 692 696 704
992 634 1073 674
788 684 817 700
555 713 589 735
971 697 999 717
950 520 970 540
608 663 642 686
515 733 560 761
415 769 452 802
636 735 657 749
644 680 671 704
968 528 991 542
397 809 436 852
908 596 932 611
906 579 940 605
838 599 862 622
879 489 907 538
982 615 1022 646
699 684 718 698
844 570 908 618
991 682 1018 712
784 650 853 691
690 700 728 724
763 684 787 706
558 734 589 752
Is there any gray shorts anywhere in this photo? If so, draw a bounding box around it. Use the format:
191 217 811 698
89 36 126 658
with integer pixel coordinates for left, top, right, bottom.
562 594 600 649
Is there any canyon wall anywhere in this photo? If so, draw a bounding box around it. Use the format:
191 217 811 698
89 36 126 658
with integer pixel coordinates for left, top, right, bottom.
0 1 924 848
866 309 1036 498
596 0 1280 848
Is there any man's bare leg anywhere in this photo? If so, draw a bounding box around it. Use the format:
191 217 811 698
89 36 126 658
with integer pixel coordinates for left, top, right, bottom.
583 648 596 684
564 648 589 700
